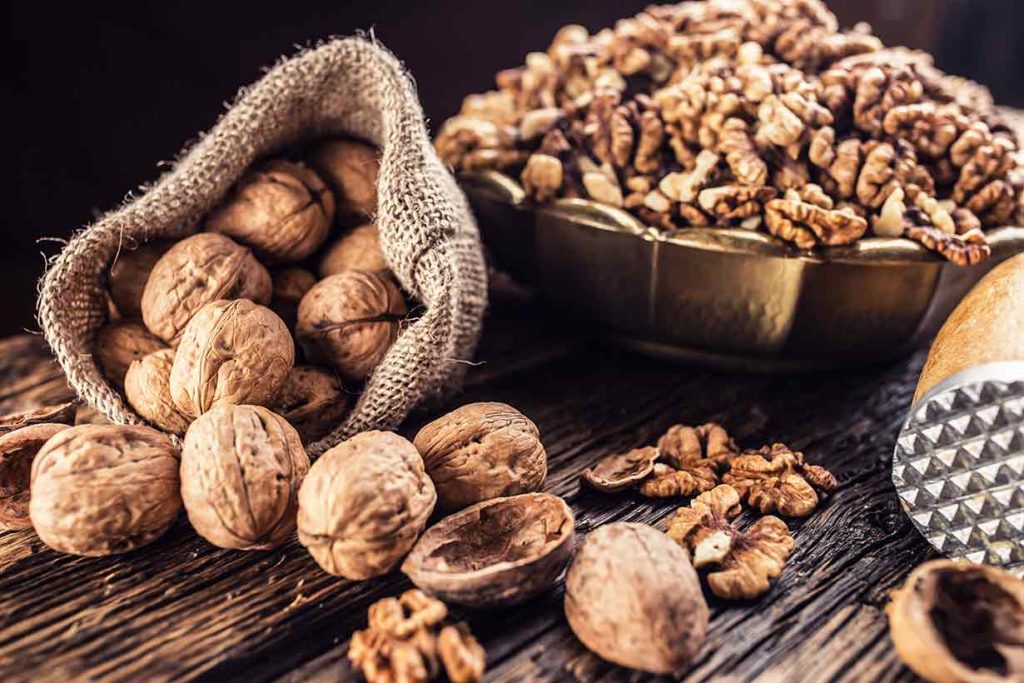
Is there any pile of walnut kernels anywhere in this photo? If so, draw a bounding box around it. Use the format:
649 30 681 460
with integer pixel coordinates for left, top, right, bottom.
436 0 1024 265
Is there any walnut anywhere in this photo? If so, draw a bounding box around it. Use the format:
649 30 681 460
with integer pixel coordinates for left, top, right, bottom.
665 484 794 600
584 90 634 169
852 66 923 136
519 107 564 141
698 184 776 222
634 110 665 173
904 225 992 266
295 271 406 383
581 170 624 207
659 150 719 203
270 267 316 330
180 404 309 550
765 193 868 248
0 423 70 530
718 118 767 186
581 446 657 492
349 590 485 683
206 160 334 263
270 365 350 443
141 233 272 344
658 422 738 470
318 223 389 278
170 299 294 418
722 442 837 517
308 138 379 221
0 401 77 437
886 560 1024 683
564 523 709 674
297 430 436 579
872 186 908 237
29 425 180 556
402 493 574 607
521 153 564 202
124 349 190 434
95 320 167 387
882 103 964 158
413 402 547 512
434 117 522 172
108 241 173 318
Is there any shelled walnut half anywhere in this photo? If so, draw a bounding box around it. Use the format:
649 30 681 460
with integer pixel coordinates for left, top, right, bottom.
722 442 837 517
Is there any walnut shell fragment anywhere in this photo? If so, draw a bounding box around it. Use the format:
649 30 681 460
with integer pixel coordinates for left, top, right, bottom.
206 160 334 263
95 320 167 387
402 492 574 608
0 401 78 437
0 423 70 530
124 350 190 434
307 138 380 221
297 430 436 579
29 425 181 556
318 223 389 277
564 523 709 674
181 405 310 550
296 271 406 384
887 559 1024 683
581 446 657 492
413 402 547 511
170 299 294 418
270 365 350 444
141 233 272 344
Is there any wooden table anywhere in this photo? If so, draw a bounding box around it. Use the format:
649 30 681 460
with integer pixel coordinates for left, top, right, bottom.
0 303 931 682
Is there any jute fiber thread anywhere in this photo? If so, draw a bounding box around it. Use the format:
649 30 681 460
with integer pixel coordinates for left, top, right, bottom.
37 38 488 456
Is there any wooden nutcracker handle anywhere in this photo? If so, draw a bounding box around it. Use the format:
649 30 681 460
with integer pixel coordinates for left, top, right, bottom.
915 253 1024 403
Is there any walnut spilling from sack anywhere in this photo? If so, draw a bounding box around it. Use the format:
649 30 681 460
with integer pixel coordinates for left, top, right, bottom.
348 590 485 683
437 0 1024 264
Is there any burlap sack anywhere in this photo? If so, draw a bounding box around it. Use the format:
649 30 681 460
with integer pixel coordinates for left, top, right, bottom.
37 37 488 456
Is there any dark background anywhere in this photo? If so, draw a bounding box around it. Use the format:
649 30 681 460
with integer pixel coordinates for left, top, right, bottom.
4 0 1022 336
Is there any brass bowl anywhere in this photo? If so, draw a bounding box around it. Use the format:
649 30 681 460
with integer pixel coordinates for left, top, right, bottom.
463 170 1024 371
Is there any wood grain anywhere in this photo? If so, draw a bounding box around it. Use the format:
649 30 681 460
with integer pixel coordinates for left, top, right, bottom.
0 312 930 683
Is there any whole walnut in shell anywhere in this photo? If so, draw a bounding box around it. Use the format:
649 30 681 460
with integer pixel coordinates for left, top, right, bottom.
206 160 335 264
170 299 294 418
108 241 173 318
270 366 350 444
413 402 547 512
124 349 190 434
564 523 709 674
402 493 574 607
270 267 317 330
29 424 181 556
0 423 70 530
181 404 310 550
296 271 406 383
141 233 272 344
297 430 436 579
308 138 379 221
95 320 167 387
318 223 388 277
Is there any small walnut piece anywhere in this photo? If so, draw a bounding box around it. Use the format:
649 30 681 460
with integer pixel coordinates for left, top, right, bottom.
402 493 574 607
270 365 350 444
0 423 70 530
413 402 547 511
296 271 406 383
307 138 379 221
564 523 709 674
124 349 190 434
108 241 173 318
181 404 309 550
665 484 794 600
318 223 388 278
29 425 181 556
581 446 657 492
887 560 1024 683
521 153 564 202
438 624 486 683
141 233 272 344
297 430 436 579
723 442 837 517
95 320 167 387
270 267 317 330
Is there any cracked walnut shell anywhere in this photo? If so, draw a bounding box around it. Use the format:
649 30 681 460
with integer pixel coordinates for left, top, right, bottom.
722 442 837 517
170 299 294 418
296 271 406 384
413 402 547 512
124 349 190 435
297 430 436 579
581 446 658 492
141 233 272 345
95 320 167 387
206 160 334 264
0 423 70 530
181 404 310 550
402 493 574 607
887 559 1024 683
318 223 388 278
29 424 181 556
564 523 709 674
270 365 350 444
307 138 379 221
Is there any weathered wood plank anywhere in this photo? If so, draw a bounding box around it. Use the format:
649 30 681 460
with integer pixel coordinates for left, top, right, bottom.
0 321 930 683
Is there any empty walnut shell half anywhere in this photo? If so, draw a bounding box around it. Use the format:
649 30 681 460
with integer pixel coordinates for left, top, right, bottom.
30 424 181 556
414 402 547 512
402 492 574 608
581 447 658 492
181 405 310 550
564 523 709 674
887 559 1024 683
0 423 70 530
